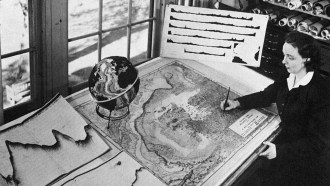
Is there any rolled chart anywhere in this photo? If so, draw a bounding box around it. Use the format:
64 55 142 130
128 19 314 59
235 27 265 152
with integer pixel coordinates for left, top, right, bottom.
279 12 299 26
312 0 330 15
301 0 320 12
309 19 330 36
297 16 321 32
288 14 310 29
288 0 303 10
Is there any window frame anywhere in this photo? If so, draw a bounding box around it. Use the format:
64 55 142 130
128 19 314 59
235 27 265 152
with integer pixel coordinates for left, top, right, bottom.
0 0 162 124
0 0 43 123
67 0 158 94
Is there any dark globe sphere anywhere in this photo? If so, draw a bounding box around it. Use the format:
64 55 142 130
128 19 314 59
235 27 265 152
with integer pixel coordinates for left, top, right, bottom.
88 56 140 111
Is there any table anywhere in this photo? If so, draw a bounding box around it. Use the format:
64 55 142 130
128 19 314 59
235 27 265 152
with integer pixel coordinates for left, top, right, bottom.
1 57 280 186
67 57 281 186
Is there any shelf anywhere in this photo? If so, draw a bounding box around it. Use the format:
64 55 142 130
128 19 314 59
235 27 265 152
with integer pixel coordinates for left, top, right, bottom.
272 23 330 41
261 1 330 43
265 1 330 20
252 2 330 77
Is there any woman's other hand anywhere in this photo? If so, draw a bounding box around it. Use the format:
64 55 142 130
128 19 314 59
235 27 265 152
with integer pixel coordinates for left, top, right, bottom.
220 99 240 111
259 141 277 159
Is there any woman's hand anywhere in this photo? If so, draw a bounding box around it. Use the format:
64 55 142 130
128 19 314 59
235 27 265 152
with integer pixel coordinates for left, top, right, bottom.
259 141 276 159
220 99 240 111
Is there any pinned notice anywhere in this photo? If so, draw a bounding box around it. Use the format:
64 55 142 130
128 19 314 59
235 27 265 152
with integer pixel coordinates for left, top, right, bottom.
229 109 267 137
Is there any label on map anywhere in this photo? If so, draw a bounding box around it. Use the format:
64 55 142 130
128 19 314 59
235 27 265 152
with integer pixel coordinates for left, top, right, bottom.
229 109 267 137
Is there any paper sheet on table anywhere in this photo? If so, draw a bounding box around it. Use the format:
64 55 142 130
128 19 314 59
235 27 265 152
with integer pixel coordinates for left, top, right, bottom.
229 109 267 137
161 5 268 67
0 95 111 186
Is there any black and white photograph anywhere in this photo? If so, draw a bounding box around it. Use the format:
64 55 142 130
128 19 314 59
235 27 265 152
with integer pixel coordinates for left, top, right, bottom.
0 0 330 186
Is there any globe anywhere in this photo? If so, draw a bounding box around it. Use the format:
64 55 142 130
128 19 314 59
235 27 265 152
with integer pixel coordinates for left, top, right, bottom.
88 56 140 119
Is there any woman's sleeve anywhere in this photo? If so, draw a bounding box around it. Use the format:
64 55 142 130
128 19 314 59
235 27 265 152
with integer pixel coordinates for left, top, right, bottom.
276 87 330 161
235 81 280 109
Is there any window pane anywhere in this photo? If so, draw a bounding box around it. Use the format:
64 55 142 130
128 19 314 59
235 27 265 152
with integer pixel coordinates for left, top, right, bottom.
68 0 99 38
68 35 99 87
132 0 150 22
103 0 128 30
101 28 128 59
130 22 149 65
0 0 29 54
2 54 31 109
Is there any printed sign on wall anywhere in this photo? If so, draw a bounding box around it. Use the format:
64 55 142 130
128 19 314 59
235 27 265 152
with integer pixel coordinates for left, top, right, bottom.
161 5 269 67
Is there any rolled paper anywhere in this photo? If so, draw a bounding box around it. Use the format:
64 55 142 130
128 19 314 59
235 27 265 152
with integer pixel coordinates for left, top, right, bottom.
251 5 270 14
323 3 330 16
269 11 280 23
279 18 289 26
309 19 330 36
326 33 330 39
288 0 303 10
251 7 262 14
279 12 299 26
321 25 330 39
313 0 330 15
268 9 287 23
262 7 275 14
301 0 320 11
288 14 310 29
297 16 321 32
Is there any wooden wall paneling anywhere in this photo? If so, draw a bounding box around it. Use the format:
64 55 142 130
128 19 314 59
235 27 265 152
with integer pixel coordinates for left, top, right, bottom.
127 0 132 59
1 0 45 124
42 0 68 101
147 0 155 58
42 0 51 100
152 0 163 58
29 0 44 108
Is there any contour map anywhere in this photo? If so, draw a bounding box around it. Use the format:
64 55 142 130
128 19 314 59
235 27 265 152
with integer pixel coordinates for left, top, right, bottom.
76 61 275 185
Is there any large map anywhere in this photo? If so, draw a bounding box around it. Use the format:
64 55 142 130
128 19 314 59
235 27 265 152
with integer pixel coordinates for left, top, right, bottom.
77 61 275 185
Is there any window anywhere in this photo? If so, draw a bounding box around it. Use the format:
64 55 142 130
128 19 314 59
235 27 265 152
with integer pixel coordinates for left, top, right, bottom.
0 0 31 109
0 0 42 123
0 0 159 123
68 0 156 92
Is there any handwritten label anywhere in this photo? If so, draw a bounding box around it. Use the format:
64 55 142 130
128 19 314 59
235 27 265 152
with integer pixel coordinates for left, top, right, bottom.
229 109 267 137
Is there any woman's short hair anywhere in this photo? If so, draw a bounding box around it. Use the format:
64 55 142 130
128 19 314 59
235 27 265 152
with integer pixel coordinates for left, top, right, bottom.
284 31 321 71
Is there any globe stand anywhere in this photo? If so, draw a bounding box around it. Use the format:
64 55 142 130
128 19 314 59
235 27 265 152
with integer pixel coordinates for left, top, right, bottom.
95 104 130 129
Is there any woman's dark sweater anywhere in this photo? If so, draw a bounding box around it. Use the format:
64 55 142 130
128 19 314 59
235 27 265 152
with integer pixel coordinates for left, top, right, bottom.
236 72 330 185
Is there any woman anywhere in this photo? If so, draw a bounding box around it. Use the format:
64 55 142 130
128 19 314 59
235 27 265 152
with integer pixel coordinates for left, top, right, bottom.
221 31 330 185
